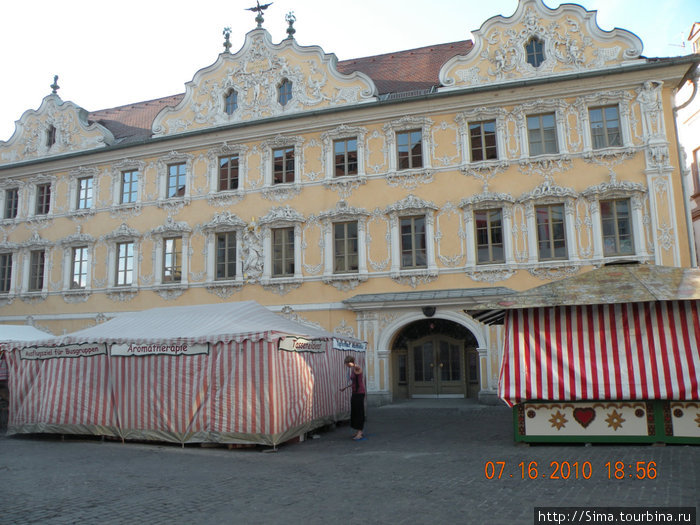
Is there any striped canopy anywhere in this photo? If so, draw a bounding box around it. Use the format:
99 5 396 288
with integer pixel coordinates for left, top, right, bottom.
498 300 700 407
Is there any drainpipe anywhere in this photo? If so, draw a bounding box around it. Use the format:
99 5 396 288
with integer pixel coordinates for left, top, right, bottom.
672 64 700 267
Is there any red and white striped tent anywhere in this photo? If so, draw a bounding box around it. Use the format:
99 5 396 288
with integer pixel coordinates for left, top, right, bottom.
484 265 700 407
4 301 366 446
0 325 53 382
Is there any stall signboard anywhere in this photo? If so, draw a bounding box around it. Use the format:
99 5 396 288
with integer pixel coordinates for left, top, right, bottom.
111 342 209 357
19 343 107 360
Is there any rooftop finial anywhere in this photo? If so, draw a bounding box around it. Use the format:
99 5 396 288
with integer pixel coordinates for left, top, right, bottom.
245 1 273 29
50 75 60 95
285 11 296 39
223 27 232 53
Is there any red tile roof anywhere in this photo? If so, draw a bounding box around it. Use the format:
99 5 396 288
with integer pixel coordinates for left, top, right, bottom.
87 39 473 142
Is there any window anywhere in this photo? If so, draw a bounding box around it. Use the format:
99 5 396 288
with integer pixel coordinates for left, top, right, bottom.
525 37 545 67
334 221 359 273
35 183 51 215
469 121 497 161
527 114 558 156
4 188 18 219
76 177 93 209
400 216 427 269
46 125 56 147
216 233 236 280
334 138 358 177
116 242 134 286
397 130 423 170
600 199 634 256
278 79 293 106
71 246 88 289
475 209 504 264
121 170 139 204
167 163 186 198
0 253 11 293
536 204 567 260
273 147 295 184
693 148 700 194
272 227 295 277
161 238 182 283
29 250 45 291
224 89 238 115
589 106 621 149
218 155 239 191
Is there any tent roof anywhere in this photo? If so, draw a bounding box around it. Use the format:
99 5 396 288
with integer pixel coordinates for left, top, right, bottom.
0 324 52 342
467 264 700 323
11 301 362 348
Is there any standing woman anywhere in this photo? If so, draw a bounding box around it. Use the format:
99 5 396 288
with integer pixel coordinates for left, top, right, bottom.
342 355 365 440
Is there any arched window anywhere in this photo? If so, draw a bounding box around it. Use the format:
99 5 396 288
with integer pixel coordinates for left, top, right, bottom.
278 79 293 106
224 89 238 115
46 125 56 147
525 37 545 68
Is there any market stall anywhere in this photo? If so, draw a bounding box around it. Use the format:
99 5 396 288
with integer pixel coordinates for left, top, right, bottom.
472 265 700 444
5 301 366 446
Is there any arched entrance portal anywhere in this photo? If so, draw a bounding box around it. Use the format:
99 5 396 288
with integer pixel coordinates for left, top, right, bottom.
391 319 479 399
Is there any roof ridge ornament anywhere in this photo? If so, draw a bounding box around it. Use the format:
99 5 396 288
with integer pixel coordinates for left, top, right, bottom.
285 11 296 39
50 75 60 95
246 1 272 29
222 27 232 53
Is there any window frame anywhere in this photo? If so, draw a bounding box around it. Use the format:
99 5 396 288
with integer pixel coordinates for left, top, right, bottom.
215 232 237 281
468 120 498 162
162 237 183 284
535 203 568 261
167 162 187 199
278 79 293 106
3 187 19 219
396 129 424 171
76 176 93 210
35 182 51 216
224 89 238 115
527 113 559 156
115 241 135 287
474 208 505 265
272 146 295 185
333 138 359 177
28 249 46 292
70 246 89 289
589 105 622 150
218 154 240 191
525 37 545 68
333 221 359 274
271 226 295 277
120 169 139 204
600 198 635 257
399 215 428 270
0 252 13 293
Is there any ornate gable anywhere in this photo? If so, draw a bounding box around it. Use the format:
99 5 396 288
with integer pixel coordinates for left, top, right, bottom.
439 0 643 89
152 28 377 136
0 92 114 166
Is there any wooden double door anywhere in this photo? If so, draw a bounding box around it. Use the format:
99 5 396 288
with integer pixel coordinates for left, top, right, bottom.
409 335 479 398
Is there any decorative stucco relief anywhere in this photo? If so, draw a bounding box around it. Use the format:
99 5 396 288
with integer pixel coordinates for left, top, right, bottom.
439 0 643 89
152 29 376 136
0 94 114 165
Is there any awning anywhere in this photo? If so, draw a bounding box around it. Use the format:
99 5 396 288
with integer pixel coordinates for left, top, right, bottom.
498 301 700 406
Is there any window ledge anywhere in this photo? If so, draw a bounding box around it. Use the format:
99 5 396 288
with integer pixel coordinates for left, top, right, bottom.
205 281 243 299
63 289 91 303
323 273 368 291
466 265 515 283
261 277 302 296
106 288 138 302
20 291 48 303
390 269 438 288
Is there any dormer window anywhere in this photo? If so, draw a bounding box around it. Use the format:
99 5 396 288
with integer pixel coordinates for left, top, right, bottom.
525 37 545 68
278 79 293 106
224 89 238 115
46 125 56 147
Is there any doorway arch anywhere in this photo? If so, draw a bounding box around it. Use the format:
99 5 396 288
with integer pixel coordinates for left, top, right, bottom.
390 318 480 399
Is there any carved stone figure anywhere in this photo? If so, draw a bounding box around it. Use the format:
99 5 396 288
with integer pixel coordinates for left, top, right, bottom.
242 225 263 280
636 81 663 139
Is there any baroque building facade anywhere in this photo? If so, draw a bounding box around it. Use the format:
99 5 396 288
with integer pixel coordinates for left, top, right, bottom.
1 0 698 405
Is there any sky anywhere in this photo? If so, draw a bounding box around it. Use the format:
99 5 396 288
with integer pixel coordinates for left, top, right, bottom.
0 0 696 142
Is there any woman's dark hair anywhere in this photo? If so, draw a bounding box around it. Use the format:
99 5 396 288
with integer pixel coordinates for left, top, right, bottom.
344 355 355 365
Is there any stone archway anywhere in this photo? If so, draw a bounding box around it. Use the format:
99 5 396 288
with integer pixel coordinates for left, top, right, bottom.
389 317 481 400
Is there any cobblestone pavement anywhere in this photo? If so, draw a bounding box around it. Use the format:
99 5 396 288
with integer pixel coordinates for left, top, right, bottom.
0 401 697 525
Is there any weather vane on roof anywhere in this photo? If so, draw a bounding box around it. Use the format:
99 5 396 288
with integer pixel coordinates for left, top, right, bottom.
50 75 60 95
246 1 273 29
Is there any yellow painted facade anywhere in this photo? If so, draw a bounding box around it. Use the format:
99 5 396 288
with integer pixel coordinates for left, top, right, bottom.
1 0 698 405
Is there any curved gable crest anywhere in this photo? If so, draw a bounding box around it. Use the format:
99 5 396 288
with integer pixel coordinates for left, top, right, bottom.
439 0 643 89
0 94 114 166
153 28 378 136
